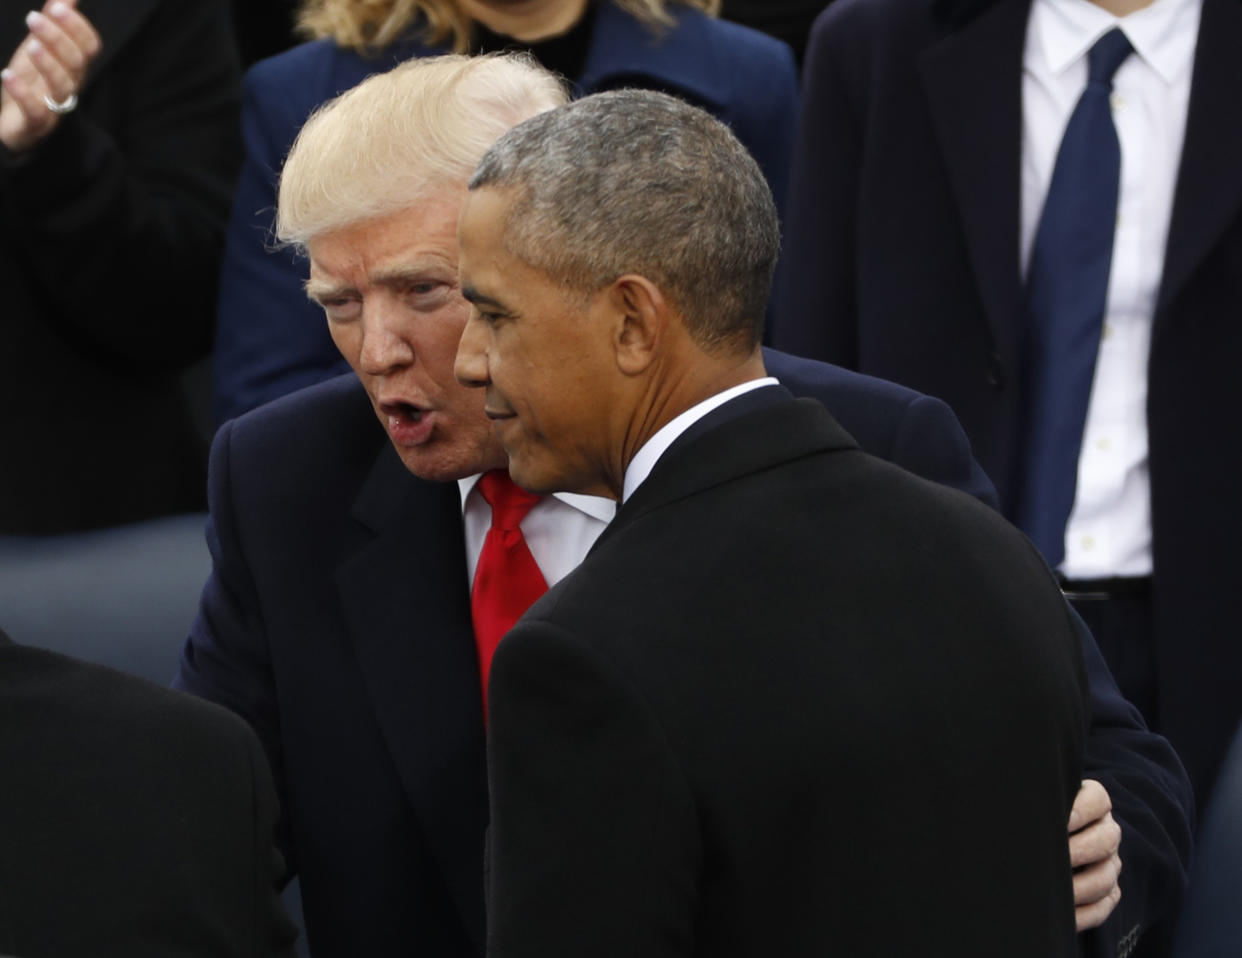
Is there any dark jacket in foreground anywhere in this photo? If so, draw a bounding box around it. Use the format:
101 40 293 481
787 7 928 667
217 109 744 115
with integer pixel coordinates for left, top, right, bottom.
0 629 295 957
487 387 1087 957
175 350 1190 957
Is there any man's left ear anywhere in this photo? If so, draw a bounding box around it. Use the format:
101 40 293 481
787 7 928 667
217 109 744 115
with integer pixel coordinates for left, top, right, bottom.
608 274 666 375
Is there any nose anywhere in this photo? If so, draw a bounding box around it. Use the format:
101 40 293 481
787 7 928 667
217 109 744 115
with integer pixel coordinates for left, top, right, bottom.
357 301 416 376
454 310 490 389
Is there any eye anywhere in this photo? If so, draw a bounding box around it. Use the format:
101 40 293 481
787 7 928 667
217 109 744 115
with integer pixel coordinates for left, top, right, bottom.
473 306 504 328
404 279 453 309
320 295 361 323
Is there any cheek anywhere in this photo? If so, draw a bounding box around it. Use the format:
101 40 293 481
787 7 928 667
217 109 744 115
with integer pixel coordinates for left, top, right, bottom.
327 322 362 372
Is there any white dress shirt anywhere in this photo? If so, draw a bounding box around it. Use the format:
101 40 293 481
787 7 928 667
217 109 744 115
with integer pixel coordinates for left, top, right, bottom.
1021 0 1200 578
458 477 614 589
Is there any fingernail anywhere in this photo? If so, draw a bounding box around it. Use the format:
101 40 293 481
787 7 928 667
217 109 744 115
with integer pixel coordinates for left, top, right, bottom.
0 68 12 82
49 1 68 17
25 10 43 29
1068 809 1081 831
27 37 42 55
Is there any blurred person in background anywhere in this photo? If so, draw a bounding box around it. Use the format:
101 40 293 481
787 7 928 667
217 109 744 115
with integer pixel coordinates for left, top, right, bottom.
210 0 798 424
774 0 1235 950
719 0 832 64
0 0 242 533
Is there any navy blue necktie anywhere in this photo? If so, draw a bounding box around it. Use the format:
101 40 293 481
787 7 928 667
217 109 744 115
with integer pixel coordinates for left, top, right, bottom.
1017 28 1134 566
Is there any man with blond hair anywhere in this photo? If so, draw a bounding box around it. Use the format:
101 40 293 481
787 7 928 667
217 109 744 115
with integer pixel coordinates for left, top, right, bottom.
177 52 1188 958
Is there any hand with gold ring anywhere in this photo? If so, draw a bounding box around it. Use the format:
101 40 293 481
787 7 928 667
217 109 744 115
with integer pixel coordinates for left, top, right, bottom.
0 0 101 153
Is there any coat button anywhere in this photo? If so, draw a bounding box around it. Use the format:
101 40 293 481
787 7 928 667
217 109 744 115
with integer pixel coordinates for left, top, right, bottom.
985 353 1005 389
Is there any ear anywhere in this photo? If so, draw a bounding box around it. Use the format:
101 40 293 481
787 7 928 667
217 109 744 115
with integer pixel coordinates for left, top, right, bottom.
606 274 667 376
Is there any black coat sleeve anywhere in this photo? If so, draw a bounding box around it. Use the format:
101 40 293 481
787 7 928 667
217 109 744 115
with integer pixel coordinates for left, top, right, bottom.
0 0 241 368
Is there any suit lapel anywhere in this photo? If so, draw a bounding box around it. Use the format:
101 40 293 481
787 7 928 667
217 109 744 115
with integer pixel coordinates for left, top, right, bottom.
335 448 487 952
1158 0 1242 314
918 0 1030 363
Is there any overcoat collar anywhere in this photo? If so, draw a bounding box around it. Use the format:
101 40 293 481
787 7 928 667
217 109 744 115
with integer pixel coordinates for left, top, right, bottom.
575 1 730 109
335 445 487 953
593 391 858 556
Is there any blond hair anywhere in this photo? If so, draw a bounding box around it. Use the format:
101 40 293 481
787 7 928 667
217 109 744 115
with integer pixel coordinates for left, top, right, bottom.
296 0 721 56
276 54 569 248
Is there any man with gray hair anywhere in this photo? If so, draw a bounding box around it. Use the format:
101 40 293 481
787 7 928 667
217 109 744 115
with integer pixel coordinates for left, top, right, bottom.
455 89 1089 956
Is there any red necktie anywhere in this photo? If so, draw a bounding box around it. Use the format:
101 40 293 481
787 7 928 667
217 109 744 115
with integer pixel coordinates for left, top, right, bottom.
470 470 548 709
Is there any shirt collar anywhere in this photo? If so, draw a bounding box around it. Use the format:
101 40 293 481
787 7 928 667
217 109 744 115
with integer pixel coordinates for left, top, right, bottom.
457 473 616 523
621 377 779 503
1033 0 1201 85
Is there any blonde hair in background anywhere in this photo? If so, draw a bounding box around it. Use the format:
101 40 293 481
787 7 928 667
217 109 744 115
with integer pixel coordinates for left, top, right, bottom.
297 0 722 56
276 54 569 248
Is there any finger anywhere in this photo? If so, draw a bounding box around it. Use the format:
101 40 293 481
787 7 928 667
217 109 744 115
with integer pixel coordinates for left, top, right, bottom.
1068 779 1111 832
24 33 74 103
1 65 48 122
1073 851 1122 905
4 32 42 87
1075 884 1122 932
43 1 100 61
0 65 55 148
25 9 87 74
1069 811 1122 867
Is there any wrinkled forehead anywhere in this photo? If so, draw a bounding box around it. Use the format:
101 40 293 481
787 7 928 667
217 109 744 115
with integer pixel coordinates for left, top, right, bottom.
307 197 467 286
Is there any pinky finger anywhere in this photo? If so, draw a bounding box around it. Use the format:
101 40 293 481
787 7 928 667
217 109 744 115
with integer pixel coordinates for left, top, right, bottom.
2 68 46 123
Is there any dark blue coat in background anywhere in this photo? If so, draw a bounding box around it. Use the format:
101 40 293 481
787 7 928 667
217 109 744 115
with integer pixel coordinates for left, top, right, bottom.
176 348 1192 958
210 1 799 424
775 0 1236 857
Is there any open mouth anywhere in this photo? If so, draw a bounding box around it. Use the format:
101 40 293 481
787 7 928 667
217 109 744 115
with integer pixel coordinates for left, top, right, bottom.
378 400 436 445
381 400 426 423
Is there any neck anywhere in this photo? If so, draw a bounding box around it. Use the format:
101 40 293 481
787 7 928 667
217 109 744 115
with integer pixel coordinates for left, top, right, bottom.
1089 0 1157 16
462 0 590 41
609 349 767 499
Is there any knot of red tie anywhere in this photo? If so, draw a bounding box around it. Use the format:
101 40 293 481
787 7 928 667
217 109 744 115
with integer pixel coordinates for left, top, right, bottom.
477 469 542 531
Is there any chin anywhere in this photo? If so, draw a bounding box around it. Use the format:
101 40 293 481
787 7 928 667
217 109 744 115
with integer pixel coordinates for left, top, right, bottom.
394 444 483 484
504 456 558 496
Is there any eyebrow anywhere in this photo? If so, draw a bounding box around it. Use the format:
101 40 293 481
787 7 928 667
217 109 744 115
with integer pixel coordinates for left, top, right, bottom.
461 285 507 310
304 277 350 304
304 261 456 303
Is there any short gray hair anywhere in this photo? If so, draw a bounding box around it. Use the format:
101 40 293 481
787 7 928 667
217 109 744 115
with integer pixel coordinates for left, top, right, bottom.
468 89 780 352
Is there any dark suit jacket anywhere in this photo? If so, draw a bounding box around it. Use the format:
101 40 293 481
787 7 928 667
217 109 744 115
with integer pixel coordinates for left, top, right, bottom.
175 351 1190 957
0 629 294 957
773 0 1242 822
210 1 799 423
0 0 241 532
487 387 1087 957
